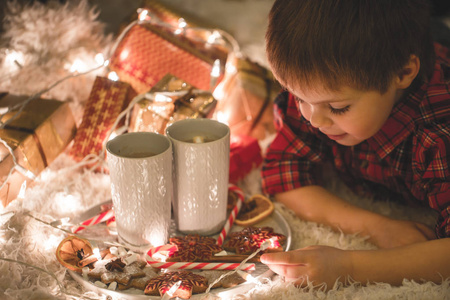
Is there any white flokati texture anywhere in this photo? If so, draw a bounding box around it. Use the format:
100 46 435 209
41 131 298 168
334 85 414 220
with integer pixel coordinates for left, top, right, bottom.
0 0 113 122
0 0 449 299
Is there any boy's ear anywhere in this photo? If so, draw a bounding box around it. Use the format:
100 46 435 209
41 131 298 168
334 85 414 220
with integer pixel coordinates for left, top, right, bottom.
395 55 420 89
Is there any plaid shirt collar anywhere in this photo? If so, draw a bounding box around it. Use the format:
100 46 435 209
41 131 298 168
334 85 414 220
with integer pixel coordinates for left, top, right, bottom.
367 44 450 160
367 84 423 160
366 55 450 160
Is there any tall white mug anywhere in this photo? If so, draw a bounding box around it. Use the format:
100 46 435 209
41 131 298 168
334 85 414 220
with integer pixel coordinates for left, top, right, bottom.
106 132 172 249
166 118 230 235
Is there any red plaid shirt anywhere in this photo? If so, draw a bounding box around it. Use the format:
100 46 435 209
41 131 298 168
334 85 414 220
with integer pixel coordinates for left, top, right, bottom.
262 44 450 238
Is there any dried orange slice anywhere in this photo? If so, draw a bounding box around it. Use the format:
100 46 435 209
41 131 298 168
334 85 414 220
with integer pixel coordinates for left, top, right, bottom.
235 194 274 226
55 236 93 272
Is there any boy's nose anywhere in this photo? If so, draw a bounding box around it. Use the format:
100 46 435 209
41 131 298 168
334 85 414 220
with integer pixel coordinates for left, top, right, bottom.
309 108 330 129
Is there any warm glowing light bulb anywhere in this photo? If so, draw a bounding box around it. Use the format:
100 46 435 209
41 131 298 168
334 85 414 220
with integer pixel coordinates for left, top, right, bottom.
93 247 102 261
212 81 225 100
4 49 24 69
207 30 222 44
162 280 182 300
95 53 105 66
154 93 172 103
174 18 187 35
15 165 36 180
17 181 27 200
44 234 61 251
138 9 149 21
260 237 278 251
108 131 118 141
69 58 88 73
216 111 230 125
211 59 221 78
226 62 237 74
108 71 119 81
236 270 258 283
178 18 187 29
119 48 129 61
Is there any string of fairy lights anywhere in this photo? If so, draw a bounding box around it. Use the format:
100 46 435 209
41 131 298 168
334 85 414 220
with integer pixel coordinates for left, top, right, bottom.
0 7 242 198
0 6 270 300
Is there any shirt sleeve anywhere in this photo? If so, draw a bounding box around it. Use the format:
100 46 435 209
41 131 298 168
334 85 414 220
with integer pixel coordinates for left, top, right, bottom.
261 91 330 196
412 124 450 238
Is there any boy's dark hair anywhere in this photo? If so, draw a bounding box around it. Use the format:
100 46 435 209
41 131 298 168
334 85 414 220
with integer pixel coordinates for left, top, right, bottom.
266 0 435 93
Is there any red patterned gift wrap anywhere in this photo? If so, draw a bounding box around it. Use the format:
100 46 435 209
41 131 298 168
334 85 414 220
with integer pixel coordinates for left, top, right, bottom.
109 23 222 94
139 0 229 61
68 77 136 162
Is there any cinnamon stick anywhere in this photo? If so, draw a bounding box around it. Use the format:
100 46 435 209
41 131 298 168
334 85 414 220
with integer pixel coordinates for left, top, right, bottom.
78 249 111 267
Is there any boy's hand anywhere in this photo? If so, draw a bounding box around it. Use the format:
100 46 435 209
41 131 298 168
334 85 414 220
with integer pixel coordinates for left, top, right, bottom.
370 218 435 249
260 245 352 289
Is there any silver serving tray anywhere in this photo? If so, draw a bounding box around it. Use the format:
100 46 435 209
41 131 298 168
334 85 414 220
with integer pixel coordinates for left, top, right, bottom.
69 209 292 299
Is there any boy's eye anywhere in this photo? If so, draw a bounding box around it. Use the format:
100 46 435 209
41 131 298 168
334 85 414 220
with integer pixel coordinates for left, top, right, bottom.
295 95 350 115
329 105 350 115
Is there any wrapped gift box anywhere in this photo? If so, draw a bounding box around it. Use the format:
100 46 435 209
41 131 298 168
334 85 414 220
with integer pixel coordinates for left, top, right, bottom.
110 23 221 94
129 74 216 134
0 94 76 207
139 0 229 60
229 134 263 183
110 0 229 94
214 55 281 140
69 77 136 162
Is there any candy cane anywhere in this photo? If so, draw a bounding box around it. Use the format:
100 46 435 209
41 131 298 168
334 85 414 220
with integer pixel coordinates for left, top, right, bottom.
216 184 245 246
71 209 115 233
146 259 255 271
145 244 255 271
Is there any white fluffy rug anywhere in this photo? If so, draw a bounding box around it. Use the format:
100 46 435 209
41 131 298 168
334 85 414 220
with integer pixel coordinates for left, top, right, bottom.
0 1 449 299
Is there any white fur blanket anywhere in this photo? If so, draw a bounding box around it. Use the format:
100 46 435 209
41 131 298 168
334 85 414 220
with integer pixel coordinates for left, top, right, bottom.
0 1 449 299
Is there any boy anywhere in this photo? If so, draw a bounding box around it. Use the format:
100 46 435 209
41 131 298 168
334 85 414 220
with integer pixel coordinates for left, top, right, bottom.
260 0 450 288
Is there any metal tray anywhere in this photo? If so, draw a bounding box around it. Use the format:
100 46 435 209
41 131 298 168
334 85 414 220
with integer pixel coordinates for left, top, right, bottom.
69 209 292 299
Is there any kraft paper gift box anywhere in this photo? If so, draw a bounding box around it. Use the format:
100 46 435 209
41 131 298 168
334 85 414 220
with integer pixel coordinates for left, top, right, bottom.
0 94 76 207
214 55 281 140
129 74 216 134
69 77 136 163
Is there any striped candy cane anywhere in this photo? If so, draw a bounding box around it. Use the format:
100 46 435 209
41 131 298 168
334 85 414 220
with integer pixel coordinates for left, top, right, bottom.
216 184 245 246
145 244 255 271
71 209 115 233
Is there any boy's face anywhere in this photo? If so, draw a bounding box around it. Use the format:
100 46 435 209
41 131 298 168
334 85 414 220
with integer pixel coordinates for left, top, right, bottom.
287 81 402 146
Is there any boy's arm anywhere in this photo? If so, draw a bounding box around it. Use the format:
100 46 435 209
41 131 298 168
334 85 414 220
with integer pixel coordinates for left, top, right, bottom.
275 185 434 248
352 238 450 285
261 238 450 287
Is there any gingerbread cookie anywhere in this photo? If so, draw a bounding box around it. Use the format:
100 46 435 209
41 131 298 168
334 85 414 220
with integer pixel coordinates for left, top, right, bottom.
118 266 160 291
88 257 146 286
201 270 246 288
167 234 222 262
223 227 286 254
144 271 208 299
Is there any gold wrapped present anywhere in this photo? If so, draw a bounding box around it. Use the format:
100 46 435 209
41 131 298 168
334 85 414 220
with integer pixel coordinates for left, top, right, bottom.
213 55 281 140
129 74 216 134
0 94 76 207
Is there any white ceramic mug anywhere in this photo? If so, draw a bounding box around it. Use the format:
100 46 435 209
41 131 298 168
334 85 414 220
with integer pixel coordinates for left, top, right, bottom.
166 118 230 235
106 132 172 249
